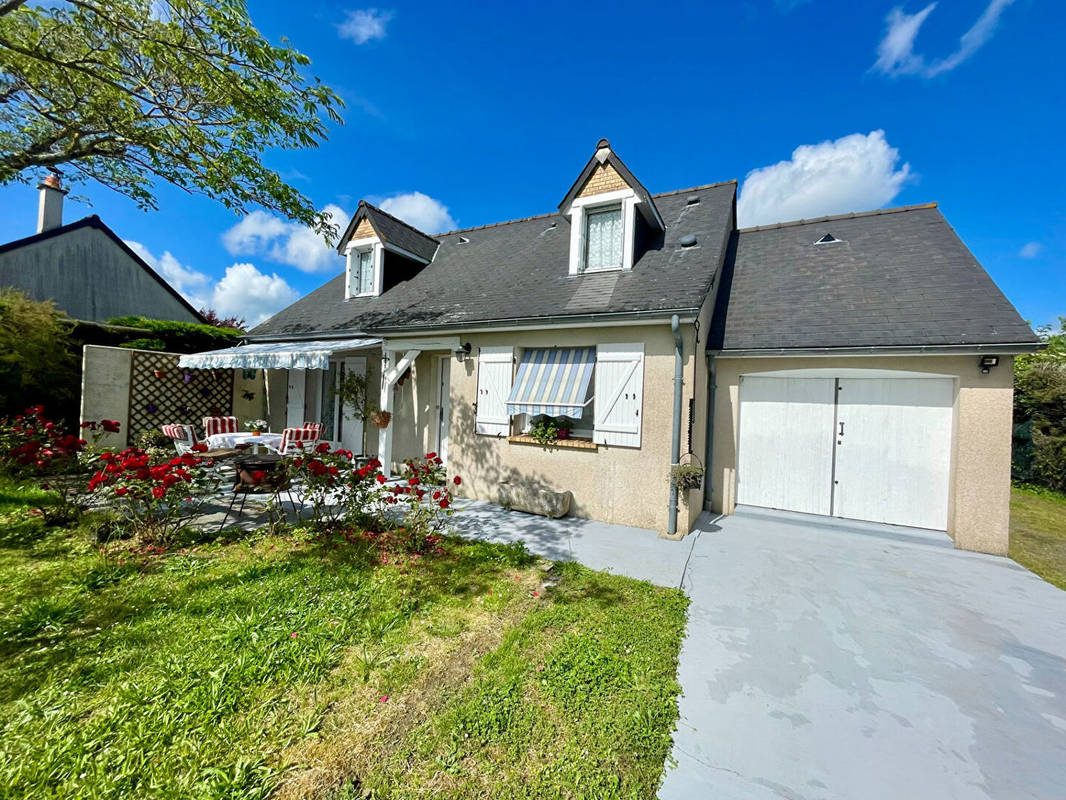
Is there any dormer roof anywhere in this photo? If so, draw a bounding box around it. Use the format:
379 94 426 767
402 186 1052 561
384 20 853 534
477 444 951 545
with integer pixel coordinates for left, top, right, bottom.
558 139 665 231
336 200 440 263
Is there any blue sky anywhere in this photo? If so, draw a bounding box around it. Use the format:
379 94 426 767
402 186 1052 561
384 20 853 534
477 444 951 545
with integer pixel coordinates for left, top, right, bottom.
2 0 1062 328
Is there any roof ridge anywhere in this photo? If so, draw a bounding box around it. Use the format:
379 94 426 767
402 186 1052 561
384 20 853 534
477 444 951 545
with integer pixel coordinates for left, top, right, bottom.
437 180 737 237
738 202 938 233
360 200 441 242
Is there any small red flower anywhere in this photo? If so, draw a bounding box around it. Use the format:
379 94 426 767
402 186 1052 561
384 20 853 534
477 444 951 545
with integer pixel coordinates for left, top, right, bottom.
191 443 208 452
453 476 462 486
379 695 389 703
151 486 165 499
115 487 129 496
376 474 386 484
439 499 450 509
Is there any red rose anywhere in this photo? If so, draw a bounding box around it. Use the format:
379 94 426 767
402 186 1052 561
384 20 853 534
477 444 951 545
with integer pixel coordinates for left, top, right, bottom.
315 442 330 454
191 443 208 452
439 499 450 509
376 474 386 484
102 420 121 433
408 477 419 486
151 486 165 499
115 487 129 496
453 476 462 486
426 452 437 459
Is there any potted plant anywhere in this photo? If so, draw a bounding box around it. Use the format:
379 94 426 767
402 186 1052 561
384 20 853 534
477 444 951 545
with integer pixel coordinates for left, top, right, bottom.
529 417 559 446
335 371 379 453
670 462 705 491
555 417 573 440
152 368 167 379
244 418 268 437
370 410 392 429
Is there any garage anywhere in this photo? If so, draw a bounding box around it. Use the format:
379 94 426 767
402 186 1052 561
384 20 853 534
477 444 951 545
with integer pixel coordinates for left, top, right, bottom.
736 372 954 530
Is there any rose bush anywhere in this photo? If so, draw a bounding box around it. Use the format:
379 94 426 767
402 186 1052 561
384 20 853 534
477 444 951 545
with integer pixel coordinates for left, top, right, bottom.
385 453 462 552
84 443 218 543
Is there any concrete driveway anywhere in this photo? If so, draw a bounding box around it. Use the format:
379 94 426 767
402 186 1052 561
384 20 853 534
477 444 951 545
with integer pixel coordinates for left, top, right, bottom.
453 502 1066 800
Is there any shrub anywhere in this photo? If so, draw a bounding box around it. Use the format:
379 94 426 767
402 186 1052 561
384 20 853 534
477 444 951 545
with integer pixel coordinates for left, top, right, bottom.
1015 319 1066 492
387 453 461 553
0 289 78 419
107 315 243 353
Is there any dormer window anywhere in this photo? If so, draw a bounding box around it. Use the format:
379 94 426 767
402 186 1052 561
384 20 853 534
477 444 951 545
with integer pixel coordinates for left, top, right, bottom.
559 139 666 277
353 247 375 295
345 239 382 298
584 204 624 271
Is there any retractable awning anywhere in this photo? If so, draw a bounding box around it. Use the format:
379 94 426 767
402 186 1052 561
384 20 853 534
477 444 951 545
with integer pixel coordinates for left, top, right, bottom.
506 347 595 419
177 337 381 371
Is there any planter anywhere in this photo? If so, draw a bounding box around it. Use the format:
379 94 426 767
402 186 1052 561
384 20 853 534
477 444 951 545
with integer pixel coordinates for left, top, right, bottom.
370 411 392 429
251 430 261 437
556 428 571 440
152 369 167 379
498 481 572 519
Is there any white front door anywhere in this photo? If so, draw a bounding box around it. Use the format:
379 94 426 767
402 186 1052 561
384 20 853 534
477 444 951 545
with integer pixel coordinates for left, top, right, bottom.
737 377 836 516
436 355 451 463
736 375 955 530
338 356 367 454
286 369 306 429
832 378 954 530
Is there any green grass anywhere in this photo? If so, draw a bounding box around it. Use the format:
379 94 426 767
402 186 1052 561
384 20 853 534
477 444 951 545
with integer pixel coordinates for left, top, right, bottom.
0 481 688 799
1010 484 1066 590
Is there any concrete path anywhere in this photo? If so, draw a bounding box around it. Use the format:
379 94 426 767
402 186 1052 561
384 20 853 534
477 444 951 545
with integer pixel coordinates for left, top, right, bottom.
451 502 1066 800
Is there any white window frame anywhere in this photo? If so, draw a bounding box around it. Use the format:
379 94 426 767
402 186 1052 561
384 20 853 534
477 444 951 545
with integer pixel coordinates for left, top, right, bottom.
511 345 596 440
567 188 639 275
344 237 384 299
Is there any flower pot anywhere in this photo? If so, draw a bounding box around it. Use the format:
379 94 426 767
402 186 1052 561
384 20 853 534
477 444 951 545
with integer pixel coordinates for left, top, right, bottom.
252 430 261 437
556 428 571 440
152 369 166 379
371 411 392 429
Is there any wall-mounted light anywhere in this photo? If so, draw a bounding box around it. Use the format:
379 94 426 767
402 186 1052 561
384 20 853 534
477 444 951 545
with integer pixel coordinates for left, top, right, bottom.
979 355 1000 374
454 342 472 363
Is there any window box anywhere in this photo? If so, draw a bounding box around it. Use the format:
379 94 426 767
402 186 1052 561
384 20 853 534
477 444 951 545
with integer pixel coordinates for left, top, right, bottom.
507 434 597 451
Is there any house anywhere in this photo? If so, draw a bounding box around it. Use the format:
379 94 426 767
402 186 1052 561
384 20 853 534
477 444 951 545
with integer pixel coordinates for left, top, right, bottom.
182 139 1040 554
0 176 204 324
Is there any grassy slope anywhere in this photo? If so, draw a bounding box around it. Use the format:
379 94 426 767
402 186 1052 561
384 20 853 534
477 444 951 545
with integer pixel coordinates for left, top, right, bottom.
0 482 687 800
1010 485 1066 590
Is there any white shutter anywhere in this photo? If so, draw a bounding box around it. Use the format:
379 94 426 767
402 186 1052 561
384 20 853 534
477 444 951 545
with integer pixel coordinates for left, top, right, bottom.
475 347 512 436
594 343 643 447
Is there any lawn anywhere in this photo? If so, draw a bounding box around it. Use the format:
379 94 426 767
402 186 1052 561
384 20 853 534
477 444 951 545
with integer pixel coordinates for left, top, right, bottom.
1010 484 1066 590
0 481 688 799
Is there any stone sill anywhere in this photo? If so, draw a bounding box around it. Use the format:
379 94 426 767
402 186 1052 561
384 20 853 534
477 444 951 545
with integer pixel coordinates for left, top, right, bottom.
507 435 598 451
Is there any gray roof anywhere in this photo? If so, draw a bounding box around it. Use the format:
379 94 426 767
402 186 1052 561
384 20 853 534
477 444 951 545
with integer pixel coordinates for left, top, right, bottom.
335 201 440 262
707 204 1039 352
252 181 737 336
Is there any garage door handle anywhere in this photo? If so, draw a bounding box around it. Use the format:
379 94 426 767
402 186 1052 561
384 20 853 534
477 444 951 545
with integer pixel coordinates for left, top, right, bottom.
838 422 845 437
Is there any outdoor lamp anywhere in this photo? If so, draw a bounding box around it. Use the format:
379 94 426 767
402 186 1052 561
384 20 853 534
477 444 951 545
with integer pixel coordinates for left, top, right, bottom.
454 342 472 363
979 355 1000 374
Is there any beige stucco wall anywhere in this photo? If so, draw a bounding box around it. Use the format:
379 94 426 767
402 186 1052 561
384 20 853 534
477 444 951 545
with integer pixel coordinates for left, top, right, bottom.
709 354 1016 555
230 369 266 424
387 324 703 535
80 345 131 449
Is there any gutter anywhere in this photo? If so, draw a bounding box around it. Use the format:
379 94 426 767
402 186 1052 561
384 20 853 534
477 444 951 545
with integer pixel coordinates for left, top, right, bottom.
668 315 684 537
709 342 1044 358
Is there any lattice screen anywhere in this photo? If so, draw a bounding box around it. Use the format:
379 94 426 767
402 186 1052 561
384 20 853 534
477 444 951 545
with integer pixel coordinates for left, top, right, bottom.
127 351 234 445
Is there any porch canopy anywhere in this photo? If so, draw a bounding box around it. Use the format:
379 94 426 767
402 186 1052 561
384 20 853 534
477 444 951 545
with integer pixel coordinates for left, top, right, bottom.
506 346 595 419
177 337 381 371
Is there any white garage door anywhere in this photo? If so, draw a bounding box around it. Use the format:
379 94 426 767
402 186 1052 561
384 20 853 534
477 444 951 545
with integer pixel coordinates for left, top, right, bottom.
737 375 954 530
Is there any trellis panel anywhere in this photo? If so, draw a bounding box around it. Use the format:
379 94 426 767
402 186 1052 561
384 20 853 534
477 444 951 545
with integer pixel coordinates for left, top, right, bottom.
127 351 234 445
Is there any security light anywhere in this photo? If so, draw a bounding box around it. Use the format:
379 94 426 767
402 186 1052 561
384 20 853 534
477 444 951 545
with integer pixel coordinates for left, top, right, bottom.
979 355 1000 374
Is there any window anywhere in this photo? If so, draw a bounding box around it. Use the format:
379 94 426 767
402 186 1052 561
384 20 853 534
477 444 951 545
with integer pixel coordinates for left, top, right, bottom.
507 347 596 438
353 248 375 295
584 205 623 271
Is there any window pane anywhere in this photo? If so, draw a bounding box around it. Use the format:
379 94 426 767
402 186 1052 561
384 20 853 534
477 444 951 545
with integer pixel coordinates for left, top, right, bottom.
358 250 374 294
585 206 622 271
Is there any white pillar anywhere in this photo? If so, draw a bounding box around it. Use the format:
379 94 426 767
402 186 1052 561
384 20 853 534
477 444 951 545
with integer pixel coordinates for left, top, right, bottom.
377 348 420 476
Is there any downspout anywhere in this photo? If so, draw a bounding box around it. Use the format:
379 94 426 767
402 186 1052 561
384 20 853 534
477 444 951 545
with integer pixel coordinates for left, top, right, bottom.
704 354 716 512
668 315 683 536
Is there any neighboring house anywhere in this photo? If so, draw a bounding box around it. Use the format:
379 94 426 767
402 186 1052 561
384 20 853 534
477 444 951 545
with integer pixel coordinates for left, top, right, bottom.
185 139 1039 554
0 176 204 324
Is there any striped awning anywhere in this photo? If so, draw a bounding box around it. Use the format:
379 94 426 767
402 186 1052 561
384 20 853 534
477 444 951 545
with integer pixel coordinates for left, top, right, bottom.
506 347 595 419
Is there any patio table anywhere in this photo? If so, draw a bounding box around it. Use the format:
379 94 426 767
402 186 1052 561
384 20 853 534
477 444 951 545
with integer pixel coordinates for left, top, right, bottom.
206 431 282 454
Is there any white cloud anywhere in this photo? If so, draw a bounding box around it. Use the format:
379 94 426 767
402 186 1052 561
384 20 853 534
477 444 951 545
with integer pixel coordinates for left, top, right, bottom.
379 191 456 233
737 131 912 228
221 204 349 273
1019 242 1043 259
209 263 299 325
874 1 1015 78
125 240 211 309
337 8 393 44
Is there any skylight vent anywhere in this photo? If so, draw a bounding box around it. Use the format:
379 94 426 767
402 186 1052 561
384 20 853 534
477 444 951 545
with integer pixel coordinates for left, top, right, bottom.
814 233 842 245
686 196 700 205
679 234 698 248
458 235 470 244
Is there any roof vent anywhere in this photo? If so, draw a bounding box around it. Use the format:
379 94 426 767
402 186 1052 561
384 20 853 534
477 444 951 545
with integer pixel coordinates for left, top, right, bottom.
814 233 842 245
458 235 470 244
679 234 698 248
686 196 700 205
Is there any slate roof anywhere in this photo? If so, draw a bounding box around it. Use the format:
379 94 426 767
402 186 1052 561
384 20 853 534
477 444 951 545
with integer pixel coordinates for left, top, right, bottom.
335 201 440 262
707 204 1039 352
251 180 737 337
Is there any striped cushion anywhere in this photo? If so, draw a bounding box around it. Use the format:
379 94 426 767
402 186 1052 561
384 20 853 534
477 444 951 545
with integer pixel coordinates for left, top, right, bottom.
303 422 325 438
279 426 318 453
161 424 197 444
203 416 238 437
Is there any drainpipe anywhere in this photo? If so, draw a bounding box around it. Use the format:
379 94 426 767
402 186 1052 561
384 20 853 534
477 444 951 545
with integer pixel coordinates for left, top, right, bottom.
668 315 683 536
704 354 717 512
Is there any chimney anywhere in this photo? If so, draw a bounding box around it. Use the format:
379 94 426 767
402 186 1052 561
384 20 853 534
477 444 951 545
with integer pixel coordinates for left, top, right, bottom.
36 174 67 233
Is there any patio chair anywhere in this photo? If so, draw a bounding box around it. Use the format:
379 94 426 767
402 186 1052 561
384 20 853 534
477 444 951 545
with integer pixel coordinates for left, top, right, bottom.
203 415 239 438
161 424 199 455
303 421 325 439
265 426 321 455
